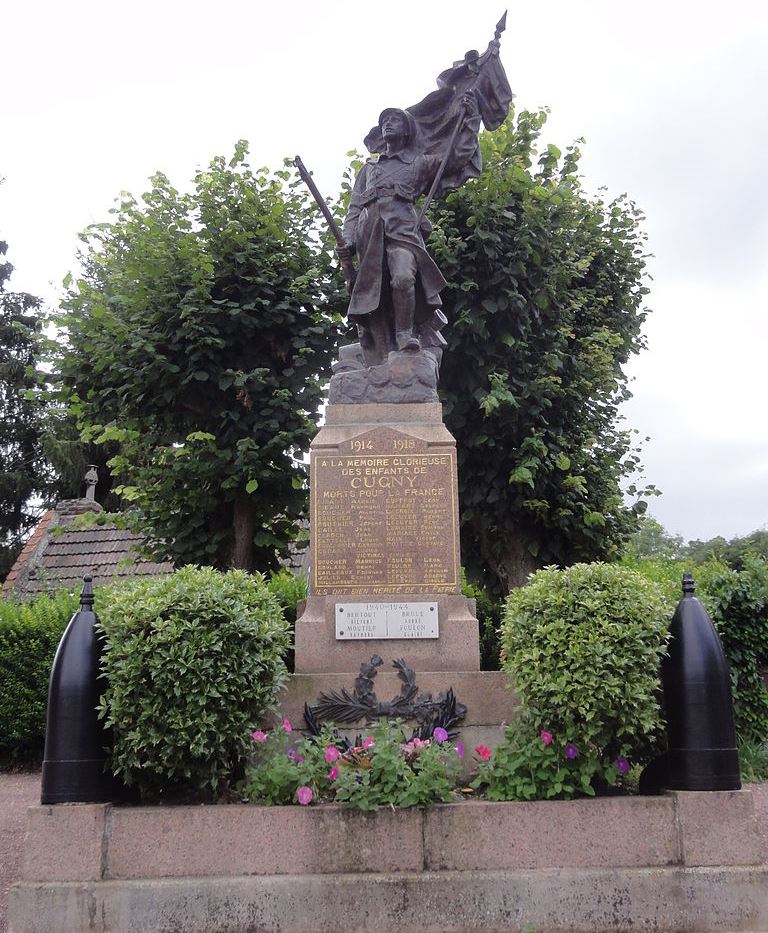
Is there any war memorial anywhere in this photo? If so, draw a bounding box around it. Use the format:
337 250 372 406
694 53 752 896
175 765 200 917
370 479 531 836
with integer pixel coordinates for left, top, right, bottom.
8 16 768 933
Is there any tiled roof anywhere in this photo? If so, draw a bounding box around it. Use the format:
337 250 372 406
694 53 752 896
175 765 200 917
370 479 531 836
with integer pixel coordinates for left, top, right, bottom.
1 510 56 596
2 506 174 599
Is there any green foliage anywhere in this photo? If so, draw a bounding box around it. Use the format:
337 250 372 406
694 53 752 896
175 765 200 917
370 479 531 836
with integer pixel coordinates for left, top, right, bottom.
0 240 51 577
624 517 768 571
625 516 685 560
739 740 768 783
627 554 768 743
500 562 670 793
472 723 628 801
241 720 462 810
620 554 685 606
238 721 331 806
430 110 655 591
0 589 78 763
98 566 291 799
54 143 346 572
329 721 460 811
696 556 768 742
461 571 503 670
684 529 768 570
266 567 307 673
266 568 307 627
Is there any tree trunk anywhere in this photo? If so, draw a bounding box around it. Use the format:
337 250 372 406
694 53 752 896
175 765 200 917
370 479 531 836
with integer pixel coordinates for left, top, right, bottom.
229 493 256 571
474 521 539 594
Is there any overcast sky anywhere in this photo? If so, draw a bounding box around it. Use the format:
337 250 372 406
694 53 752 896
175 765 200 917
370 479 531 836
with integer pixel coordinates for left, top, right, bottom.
2 0 766 543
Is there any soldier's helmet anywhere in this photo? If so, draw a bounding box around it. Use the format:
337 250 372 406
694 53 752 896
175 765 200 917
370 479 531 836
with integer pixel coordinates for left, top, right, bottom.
377 108 417 142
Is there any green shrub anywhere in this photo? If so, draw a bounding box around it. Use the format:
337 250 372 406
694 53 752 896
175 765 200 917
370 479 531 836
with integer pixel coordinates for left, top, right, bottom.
266 568 307 673
620 554 686 605
496 562 669 797
627 554 768 743
0 589 78 764
98 566 291 800
462 574 504 671
739 740 768 783
696 555 768 742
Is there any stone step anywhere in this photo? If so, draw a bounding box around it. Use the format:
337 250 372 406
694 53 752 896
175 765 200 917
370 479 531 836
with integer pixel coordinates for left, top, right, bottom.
11 788 768 931
11 866 768 932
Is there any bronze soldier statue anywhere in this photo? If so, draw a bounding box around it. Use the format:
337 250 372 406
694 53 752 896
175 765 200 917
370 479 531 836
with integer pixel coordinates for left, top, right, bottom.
298 15 512 402
338 95 480 362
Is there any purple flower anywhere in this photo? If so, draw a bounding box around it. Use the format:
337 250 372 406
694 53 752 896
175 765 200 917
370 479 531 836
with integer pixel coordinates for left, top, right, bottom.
297 786 313 806
456 740 465 759
565 743 578 760
615 756 630 774
287 747 304 764
433 727 449 744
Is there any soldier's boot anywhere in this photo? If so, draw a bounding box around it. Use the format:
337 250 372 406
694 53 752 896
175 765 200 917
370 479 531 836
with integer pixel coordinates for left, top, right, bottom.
392 285 420 352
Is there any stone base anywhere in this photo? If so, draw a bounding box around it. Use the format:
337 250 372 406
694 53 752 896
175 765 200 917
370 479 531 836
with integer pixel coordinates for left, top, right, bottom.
295 594 480 673
278 669 519 768
329 347 440 404
10 788 768 932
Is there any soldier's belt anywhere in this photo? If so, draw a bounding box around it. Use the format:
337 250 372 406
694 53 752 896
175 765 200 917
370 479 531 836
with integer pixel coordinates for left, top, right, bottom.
360 184 415 205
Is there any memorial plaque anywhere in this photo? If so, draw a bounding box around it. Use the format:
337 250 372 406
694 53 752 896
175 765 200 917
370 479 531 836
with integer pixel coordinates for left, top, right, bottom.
335 602 439 640
311 427 460 596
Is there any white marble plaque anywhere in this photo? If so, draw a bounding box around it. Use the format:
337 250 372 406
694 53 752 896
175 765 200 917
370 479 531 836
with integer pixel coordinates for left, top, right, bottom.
335 602 439 640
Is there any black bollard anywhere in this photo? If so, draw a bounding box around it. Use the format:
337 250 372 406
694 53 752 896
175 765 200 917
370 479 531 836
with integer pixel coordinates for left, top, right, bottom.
41 576 113 803
661 572 741 791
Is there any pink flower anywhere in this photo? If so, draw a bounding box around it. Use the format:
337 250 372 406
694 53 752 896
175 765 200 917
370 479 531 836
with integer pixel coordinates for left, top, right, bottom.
475 744 493 762
456 741 465 759
297 786 313 806
282 718 292 733
433 727 448 744
615 756 630 774
252 730 267 744
539 730 553 746
287 748 303 764
328 766 339 781
362 736 374 750
325 745 340 763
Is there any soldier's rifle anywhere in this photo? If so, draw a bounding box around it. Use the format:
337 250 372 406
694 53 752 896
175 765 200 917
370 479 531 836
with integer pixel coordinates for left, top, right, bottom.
294 155 356 292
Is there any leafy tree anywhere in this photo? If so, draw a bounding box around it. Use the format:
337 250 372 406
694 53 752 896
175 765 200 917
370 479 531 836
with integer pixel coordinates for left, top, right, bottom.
685 529 768 569
0 224 116 582
0 240 49 578
625 516 685 560
430 109 655 592
55 143 344 571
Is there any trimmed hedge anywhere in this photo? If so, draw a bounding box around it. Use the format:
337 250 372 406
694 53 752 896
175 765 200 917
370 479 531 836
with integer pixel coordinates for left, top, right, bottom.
0 589 78 764
497 562 670 795
98 566 291 800
626 555 768 742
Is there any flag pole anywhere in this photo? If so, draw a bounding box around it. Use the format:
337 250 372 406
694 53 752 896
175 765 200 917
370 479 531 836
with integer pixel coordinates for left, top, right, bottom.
415 11 507 230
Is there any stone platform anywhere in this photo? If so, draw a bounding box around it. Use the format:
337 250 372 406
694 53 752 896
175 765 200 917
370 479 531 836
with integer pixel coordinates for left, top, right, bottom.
9 787 768 932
